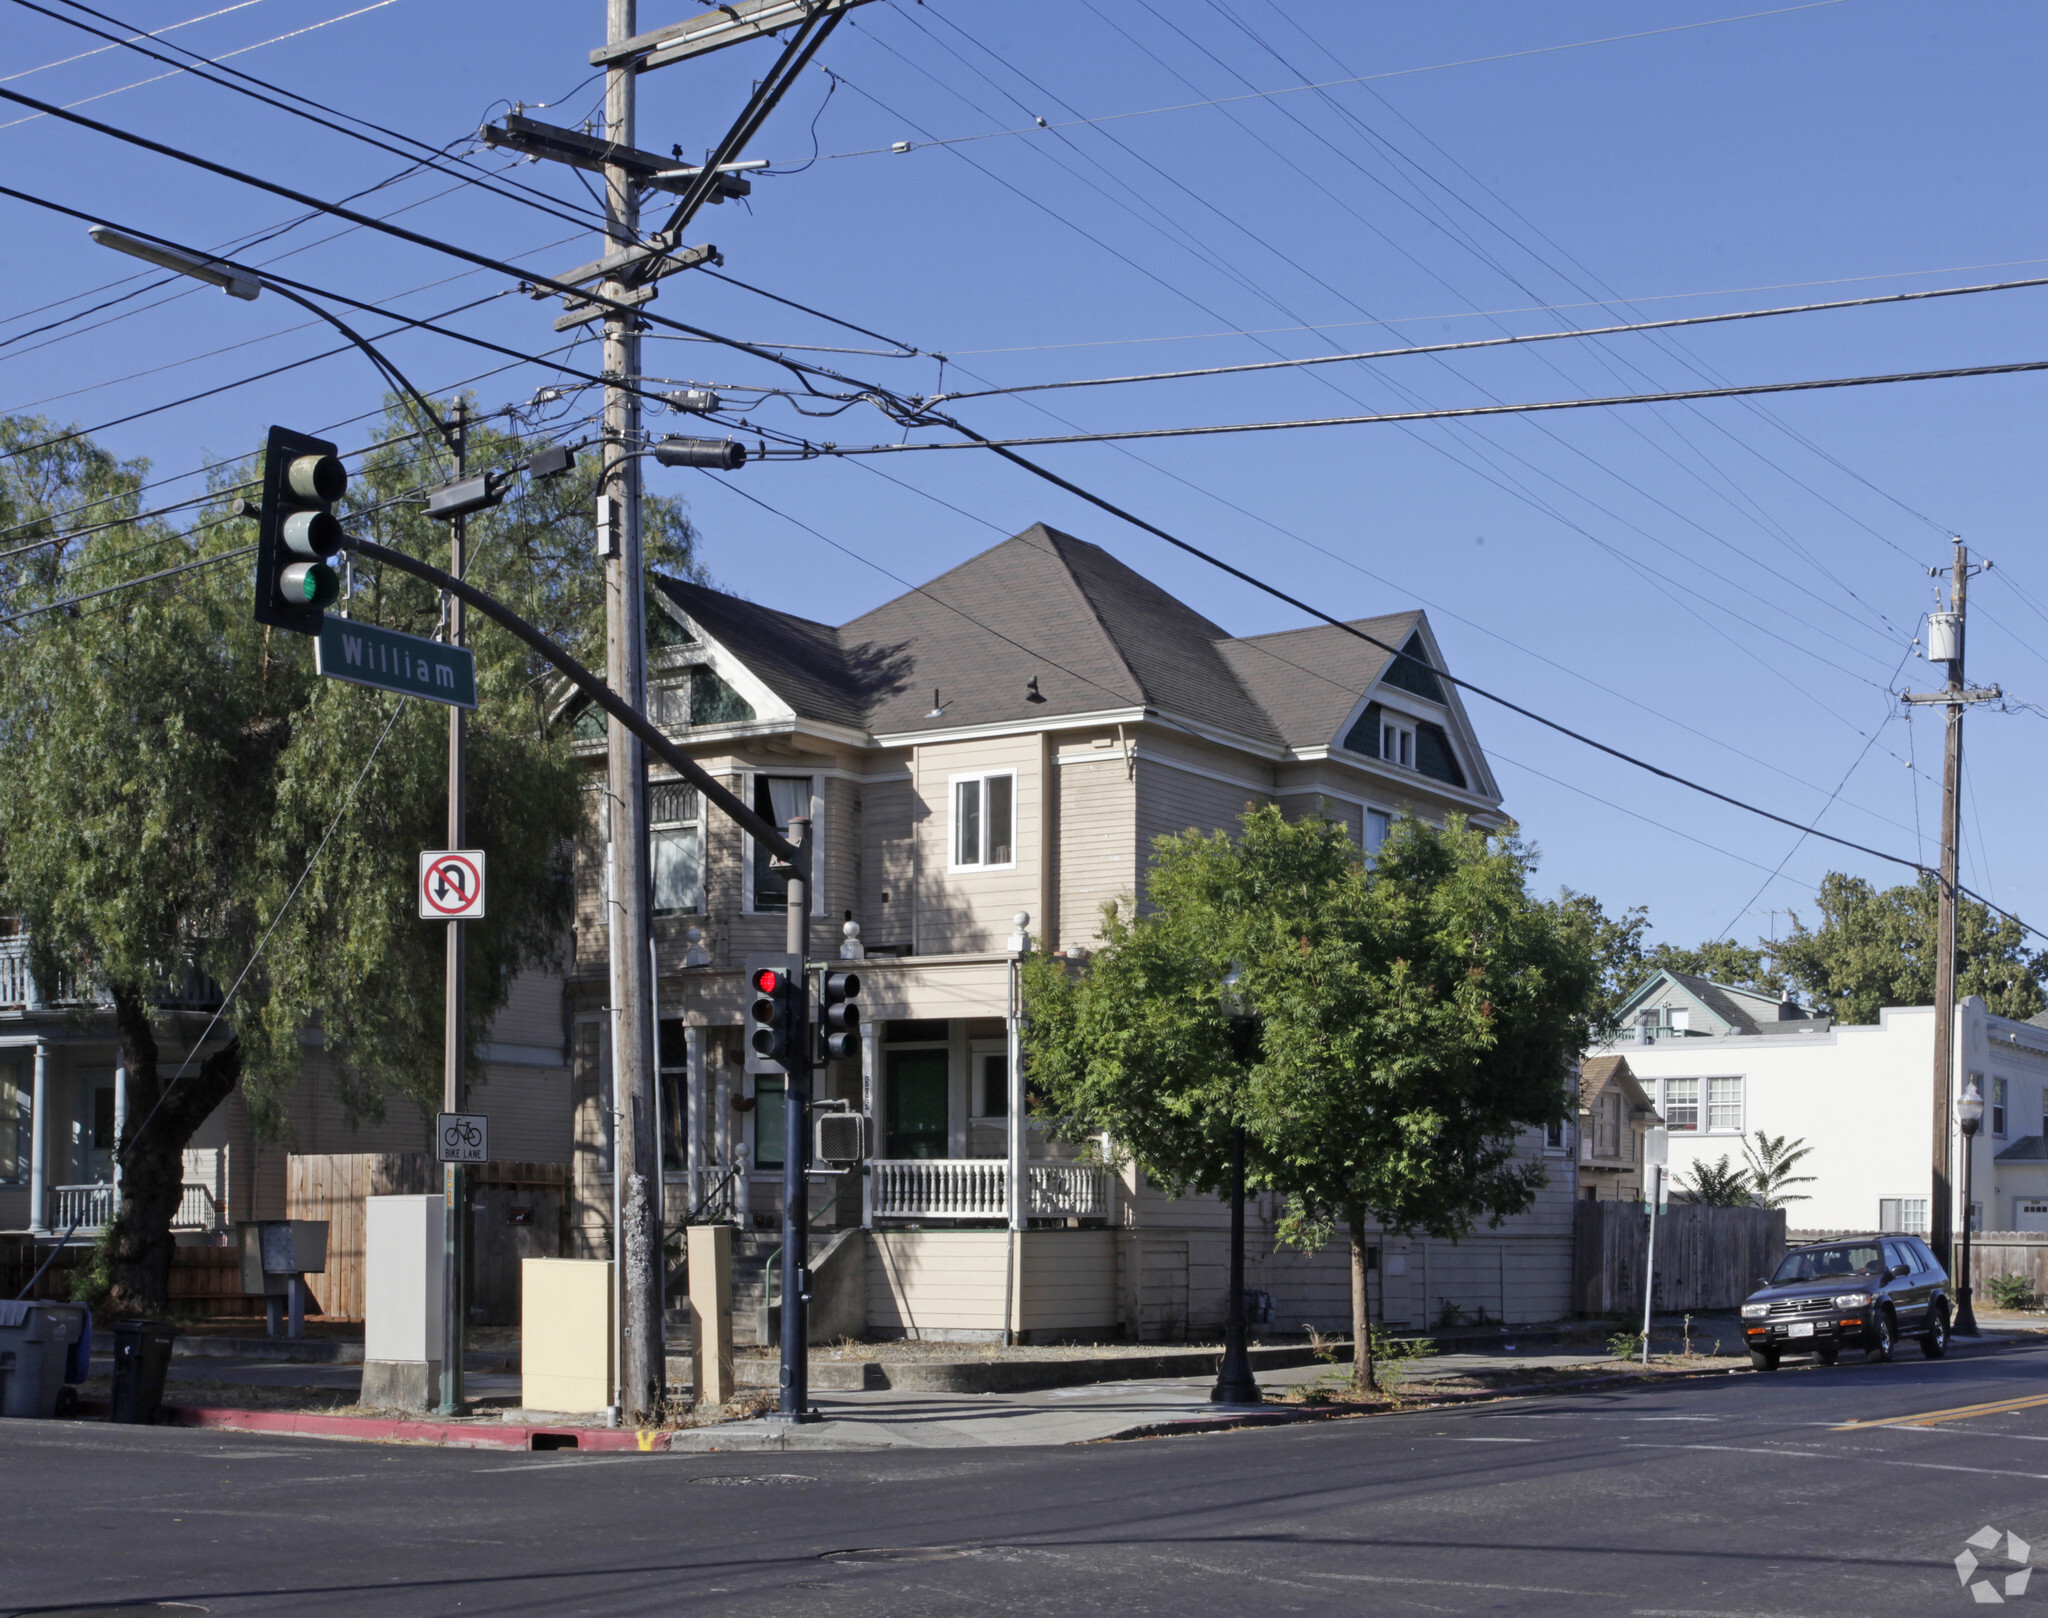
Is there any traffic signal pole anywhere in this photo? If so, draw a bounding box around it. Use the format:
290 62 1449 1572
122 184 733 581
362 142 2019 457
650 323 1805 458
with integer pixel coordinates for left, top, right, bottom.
438 401 469 1417
601 0 664 1426
779 818 814 1423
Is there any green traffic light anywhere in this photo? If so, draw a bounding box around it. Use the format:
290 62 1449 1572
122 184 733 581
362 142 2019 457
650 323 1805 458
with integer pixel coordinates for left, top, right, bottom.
280 561 340 609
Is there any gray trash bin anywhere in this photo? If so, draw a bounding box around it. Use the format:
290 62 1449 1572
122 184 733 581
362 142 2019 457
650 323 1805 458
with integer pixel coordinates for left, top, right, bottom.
110 1319 176 1425
0 1300 89 1419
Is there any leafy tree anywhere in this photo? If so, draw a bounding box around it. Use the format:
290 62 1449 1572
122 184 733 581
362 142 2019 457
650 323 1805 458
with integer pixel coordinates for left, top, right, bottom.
1644 939 1782 998
1556 892 1782 1031
1775 872 2043 1023
1675 1156 1751 1206
1742 1131 1815 1208
1028 808 1595 1392
0 403 701 1311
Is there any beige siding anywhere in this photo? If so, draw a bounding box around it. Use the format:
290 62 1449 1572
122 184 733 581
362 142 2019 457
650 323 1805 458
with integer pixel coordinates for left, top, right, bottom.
1056 753 1136 951
1134 756 1269 856
1017 1228 1118 1335
860 772 916 952
867 1229 1010 1337
913 736 1042 954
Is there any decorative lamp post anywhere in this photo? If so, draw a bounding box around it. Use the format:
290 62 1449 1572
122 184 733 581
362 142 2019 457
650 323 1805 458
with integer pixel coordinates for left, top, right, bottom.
1211 967 1262 1407
1955 1080 1983 1337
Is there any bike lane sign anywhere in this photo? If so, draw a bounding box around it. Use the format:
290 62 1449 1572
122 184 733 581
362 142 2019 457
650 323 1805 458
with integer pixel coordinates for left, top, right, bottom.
420 849 485 920
438 1112 488 1164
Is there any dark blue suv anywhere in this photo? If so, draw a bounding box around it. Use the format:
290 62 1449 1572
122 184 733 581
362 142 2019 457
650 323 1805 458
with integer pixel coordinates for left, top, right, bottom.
1739 1234 1952 1369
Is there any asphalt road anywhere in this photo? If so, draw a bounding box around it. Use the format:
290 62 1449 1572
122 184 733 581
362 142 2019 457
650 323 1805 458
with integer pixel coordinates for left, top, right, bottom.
7 1338 2048 1617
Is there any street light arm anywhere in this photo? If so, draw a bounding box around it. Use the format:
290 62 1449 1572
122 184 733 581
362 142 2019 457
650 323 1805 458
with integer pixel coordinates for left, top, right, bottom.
336 533 801 863
256 280 461 459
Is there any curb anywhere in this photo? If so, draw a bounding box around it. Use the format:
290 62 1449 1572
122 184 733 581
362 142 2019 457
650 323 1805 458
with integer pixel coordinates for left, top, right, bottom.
149 1404 675 1451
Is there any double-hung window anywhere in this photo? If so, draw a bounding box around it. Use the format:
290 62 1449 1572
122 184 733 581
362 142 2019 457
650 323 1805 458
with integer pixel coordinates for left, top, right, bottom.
751 776 813 911
952 772 1015 869
1706 1076 1743 1133
1380 717 1415 768
648 782 702 916
1991 1076 2008 1138
1365 809 1391 862
1663 1078 1700 1133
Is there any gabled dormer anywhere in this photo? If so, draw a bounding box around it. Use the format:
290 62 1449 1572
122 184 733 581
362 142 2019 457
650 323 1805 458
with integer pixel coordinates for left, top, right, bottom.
1614 968 1822 1042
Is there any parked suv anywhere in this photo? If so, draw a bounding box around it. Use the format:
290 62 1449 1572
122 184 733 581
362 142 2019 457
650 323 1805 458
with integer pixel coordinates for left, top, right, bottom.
1740 1234 1951 1370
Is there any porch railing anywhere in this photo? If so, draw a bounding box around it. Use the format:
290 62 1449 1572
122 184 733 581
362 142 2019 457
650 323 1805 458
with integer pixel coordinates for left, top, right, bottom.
0 935 32 1009
1027 1162 1113 1219
869 1158 1114 1221
45 1179 224 1235
871 1158 1008 1220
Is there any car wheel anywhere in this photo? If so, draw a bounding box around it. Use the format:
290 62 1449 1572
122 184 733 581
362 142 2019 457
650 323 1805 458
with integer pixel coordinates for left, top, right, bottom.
1867 1308 1898 1364
1921 1300 1951 1360
1815 1347 1839 1366
1749 1347 1780 1372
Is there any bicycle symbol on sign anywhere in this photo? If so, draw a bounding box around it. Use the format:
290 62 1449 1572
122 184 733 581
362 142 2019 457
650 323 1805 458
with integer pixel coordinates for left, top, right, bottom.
437 1111 487 1163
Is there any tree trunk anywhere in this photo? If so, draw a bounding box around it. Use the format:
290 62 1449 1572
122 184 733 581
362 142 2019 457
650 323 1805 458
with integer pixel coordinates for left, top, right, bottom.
105 987 242 1317
1349 1210 1377 1394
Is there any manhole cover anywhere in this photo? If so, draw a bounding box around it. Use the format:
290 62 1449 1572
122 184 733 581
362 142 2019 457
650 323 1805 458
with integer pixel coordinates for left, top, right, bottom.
690 1474 816 1487
823 1547 983 1564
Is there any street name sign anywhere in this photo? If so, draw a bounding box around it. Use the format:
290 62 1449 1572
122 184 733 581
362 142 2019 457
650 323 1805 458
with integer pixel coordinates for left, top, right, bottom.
316 617 477 709
437 1112 488 1163
420 849 486 920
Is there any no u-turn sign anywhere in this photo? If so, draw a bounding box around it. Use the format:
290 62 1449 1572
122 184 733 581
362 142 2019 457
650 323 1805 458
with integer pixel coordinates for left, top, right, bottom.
420 850 486 920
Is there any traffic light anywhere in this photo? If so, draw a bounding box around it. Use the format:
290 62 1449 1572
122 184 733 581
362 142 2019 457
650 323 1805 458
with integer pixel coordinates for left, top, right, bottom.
745 952 802 1075
253 425 344 633
820 970 860 1061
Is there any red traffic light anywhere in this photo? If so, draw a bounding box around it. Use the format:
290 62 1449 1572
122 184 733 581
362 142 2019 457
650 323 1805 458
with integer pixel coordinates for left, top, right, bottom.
751 967 787 995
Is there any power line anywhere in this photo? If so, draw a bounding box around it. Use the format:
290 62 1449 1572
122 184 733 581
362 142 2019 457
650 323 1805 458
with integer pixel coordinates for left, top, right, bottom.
0 543 252 625
928 274 2048 405
829 357 2048 453
799 0 1854 163
25 0 615 235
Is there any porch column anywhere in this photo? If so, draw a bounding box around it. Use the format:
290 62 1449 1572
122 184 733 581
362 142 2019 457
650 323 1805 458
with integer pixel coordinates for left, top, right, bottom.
684 1025 706 1207
28 1040 48 1234
1007 950 1026 1233
860 1021 879 1228
112 1052 127 1215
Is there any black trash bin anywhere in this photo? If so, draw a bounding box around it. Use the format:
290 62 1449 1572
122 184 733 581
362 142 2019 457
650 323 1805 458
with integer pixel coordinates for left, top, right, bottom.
109 1319 175 1425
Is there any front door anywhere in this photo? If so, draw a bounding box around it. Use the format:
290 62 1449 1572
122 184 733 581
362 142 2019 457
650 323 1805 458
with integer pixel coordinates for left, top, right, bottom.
885 1050 949 1159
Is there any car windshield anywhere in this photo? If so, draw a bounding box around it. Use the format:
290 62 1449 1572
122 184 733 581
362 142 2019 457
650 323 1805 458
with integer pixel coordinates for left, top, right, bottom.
1771 1244 1884 1284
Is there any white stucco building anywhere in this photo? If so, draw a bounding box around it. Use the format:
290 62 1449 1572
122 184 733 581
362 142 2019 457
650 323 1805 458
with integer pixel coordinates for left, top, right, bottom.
1602 970 2048 1235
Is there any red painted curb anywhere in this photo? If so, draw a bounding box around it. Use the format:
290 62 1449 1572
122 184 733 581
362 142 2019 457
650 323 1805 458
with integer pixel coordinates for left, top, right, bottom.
161 1405 669 1452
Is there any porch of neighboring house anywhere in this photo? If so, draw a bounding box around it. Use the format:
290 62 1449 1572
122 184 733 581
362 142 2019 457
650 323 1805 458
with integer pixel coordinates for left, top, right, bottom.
0 931 234 1244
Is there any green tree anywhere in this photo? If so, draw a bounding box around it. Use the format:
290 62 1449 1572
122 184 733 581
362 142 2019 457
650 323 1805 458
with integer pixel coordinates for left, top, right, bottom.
0 403 701 1311
1027 808 1595 1392
1775 871 2043 1023
1644 939 1782 997
1675 1155 1752 1206
1742 1131 1815 1208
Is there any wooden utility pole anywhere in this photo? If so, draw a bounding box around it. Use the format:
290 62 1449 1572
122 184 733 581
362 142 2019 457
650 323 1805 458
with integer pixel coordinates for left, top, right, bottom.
601 0 664 1425
1902 539 1998 1273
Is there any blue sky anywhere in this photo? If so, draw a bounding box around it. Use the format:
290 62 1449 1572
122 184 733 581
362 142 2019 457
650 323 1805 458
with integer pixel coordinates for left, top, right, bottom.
5 0 2046 959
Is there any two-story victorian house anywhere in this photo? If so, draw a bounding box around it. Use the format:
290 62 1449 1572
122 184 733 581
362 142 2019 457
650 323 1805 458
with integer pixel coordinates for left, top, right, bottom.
568 522 1580 1341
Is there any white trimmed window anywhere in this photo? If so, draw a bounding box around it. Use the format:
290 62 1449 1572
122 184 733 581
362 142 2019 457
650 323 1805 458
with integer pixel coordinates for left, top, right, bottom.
750 775 814 912
1879 1196 1930 1235
1380 717 1415 769
1365 809 1391 861
649 781 702 916
1662 1078 1699 1133
951 772 1016 869
1992 1076 2007 1138
1706 1076 1743 1133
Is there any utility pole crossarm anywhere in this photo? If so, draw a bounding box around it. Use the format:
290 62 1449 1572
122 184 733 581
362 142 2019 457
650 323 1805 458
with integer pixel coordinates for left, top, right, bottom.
590 0 877 70
1900 686 2002 706
333 534 799 863
479 114 750 200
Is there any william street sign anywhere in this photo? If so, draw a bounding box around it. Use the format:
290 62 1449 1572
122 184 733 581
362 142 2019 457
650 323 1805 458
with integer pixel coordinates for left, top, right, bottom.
315 617 477 709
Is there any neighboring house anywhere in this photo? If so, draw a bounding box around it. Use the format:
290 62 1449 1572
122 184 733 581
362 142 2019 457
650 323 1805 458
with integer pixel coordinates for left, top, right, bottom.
1599 980 2048 1236
1577 1055 1662 1201
566 521 1583 1338
1615 968 1821 1043
0 936 575 1247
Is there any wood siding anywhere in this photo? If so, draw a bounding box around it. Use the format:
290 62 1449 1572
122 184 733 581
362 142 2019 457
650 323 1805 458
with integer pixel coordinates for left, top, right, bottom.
1056 752 1136 950
867 1229 1011 1338
913 736 1042 954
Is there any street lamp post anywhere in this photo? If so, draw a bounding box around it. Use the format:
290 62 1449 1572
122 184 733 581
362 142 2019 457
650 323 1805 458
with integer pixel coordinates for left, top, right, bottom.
1955 1080 1983 1337
1212 969 1261 1407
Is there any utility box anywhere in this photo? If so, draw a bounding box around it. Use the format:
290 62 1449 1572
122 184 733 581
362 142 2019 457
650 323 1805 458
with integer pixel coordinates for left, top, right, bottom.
362 1194 443 1410
521 1258 612 1415
688 1225 734 1408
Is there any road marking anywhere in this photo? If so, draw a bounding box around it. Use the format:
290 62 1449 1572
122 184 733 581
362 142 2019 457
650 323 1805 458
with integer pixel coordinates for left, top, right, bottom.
1834 1391 2048 1430
1623 1443 1827 1458
1307 1572 1603 1596
1435 1436 1537 1443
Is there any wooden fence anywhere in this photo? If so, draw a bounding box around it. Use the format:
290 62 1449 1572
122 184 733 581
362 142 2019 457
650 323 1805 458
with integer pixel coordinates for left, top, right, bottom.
287 1154 568 1323
1574 1201 1786 1316
1949 1233 2048 1304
